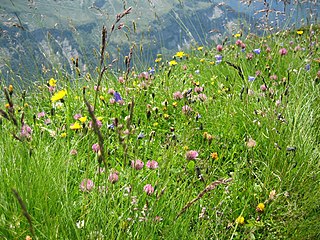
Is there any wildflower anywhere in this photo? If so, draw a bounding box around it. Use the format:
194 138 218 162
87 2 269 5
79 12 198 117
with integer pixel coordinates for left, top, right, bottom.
78 116 87 123
73 113 82 120
48 78 57 87
269 190 277 200
26 236 32 240
211 152 218 160
169 60 178 66
197 46 203 51
44 118 51 125
296 30 303 35
216 44 223 52
143 184 154 195
182 105 192 114
246 53 254 60
21 124 32 138
37 111 45 119
108 88 115 95
241 43 246 49
76 220 85 229
256 203 265 212
155 57 162 63
253 48 261 54
235 216 245 225
172 101 178 107
131 159 144 170
199 59 205 63
270 74 278 80
260 84 267 91
163 114 169 119
70 149 78 155
248 76 256 82
51 89 67 102
186 150 198 160
80 179 94 192
108 172 119 184
8 84 14 93
70 122 82 130
149 67 155 75
118 76 125 83
215 55 222 61
183 146 189 151
279 48 288 56
175 51 185 58
146 160 159 169
194 86 203 93
137 132 145 139
246 138 256 148
198 93 207 101
114 91 122 102
305 64 310 71
92 143 100 153
235 39 242 46
60 132 67 138
99 95 105 101
173 91 183 100
234 33 241 38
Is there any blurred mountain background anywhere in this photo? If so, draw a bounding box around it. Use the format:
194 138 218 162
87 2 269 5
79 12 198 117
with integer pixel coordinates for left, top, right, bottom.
0 0 319 85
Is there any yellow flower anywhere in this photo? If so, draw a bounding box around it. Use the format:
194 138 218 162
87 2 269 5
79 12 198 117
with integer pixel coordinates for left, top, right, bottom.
169 60 178 66
97 117 103 121
5 103 10 108
183 145 189 151
209 61 215 65
60 132 67 138
175 51 185 58
256 203 265 212
211 152 218 160
155 58 162 63
51 90 67 102
197 46 203 51
234 33 241 38
296 30 303 35
8 84 14 93
172 102 178 107
200 58 205 63
163 114 169 119
49 78 57 87
70 122 82 130
153 122 158 127
100 96 105 101
235 216 245 225
78 116 87 123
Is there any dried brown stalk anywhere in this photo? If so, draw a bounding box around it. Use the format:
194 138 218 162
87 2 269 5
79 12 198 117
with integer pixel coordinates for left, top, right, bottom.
176 178 233 218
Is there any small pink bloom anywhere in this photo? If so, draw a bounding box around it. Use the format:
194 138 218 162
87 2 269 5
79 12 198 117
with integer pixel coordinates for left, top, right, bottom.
266 46 271 53
109 98 116 104
118 76 125 84
37 111 45 118
216 44 223 52
270 74 278 80
194 86 203 93
186 150 198 160
108 88 115 95
92 143 100 153
80 179 94 192
241 43 246 49
198 93 207 101
143 184 154 195
131 159 144 170
260 84 267 91
21 124 32 138
48 86 55 92
108 172 119 184
146 160 159 169
279 48 288 56
173 91 183 100
74 113 82 120
44 118 51 125
246 53 253 60
182 105 192 114
235 39 242 46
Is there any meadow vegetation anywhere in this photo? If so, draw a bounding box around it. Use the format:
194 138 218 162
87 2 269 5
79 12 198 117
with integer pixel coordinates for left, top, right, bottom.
1 3 320 240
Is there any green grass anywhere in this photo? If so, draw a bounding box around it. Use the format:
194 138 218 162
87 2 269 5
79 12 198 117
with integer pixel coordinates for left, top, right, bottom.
1 21 320 239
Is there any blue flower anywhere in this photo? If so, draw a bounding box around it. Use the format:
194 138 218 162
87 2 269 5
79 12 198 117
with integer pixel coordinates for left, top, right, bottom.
149 67 155 75
253 49 261 54
215 55 223 61
305 64 310 71
248 76 256 82
114 91 122 102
